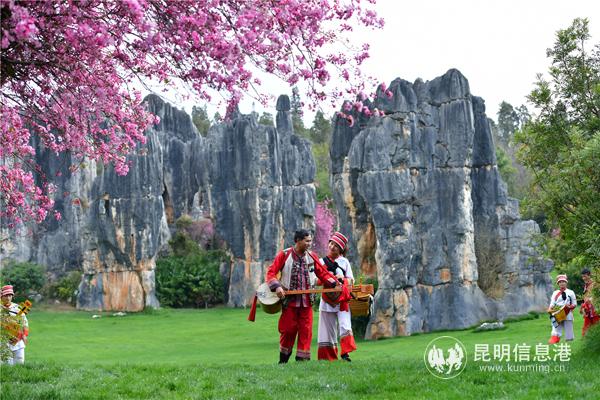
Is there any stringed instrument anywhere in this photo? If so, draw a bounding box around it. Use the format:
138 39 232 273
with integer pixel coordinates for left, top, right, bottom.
255 282 374 314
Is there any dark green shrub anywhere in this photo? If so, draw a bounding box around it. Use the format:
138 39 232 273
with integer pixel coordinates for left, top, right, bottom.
582 322 600 355
555 255 587 296
168 231 202 257
155 250 226 308
45 270 82 305
0 261 46 302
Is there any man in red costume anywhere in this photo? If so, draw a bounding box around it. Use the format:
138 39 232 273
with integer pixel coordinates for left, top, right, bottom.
266 229 340 363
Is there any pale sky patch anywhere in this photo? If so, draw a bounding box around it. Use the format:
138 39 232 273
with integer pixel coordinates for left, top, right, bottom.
147 0 600 124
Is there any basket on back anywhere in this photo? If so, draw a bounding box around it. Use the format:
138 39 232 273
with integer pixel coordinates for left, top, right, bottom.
349 284 374 317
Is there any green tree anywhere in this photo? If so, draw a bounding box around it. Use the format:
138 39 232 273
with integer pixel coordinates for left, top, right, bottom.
309 111 332 144
514 18 600 274
191 105 211 136
308 111 333 200
515 104 531 129
490 116 532 200
155 225 226 308
258 112 274 127
497 101 519 144
495 146 517 193
291 86 310 138
0 261 46 302
312 142 332 201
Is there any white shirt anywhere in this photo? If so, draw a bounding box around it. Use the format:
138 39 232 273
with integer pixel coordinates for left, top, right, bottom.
319 256 354 312
549 289 577 321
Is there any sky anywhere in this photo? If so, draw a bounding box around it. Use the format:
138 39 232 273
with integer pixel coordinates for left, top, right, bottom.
151 0 600 125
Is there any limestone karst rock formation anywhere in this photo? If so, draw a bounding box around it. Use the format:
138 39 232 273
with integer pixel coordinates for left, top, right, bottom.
1 94 317 311
204 95 317 307
1 70 552 338
330 69 553 338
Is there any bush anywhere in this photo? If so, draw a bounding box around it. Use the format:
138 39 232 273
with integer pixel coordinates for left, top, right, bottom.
45 270 82 305
155 250 227 308
582 322 600 355
168 231 202 257
555 255 588 296
0 261 46 302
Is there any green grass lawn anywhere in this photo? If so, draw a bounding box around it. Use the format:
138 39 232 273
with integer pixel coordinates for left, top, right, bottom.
1 306 599 399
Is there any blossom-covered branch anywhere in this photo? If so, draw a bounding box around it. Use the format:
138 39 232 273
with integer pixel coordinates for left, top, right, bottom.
1 0 384 227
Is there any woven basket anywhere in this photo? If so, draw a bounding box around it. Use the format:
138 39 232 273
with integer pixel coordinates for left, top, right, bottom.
349 292 372 317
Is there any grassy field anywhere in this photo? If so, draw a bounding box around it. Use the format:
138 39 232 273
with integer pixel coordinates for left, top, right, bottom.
1 306 599 399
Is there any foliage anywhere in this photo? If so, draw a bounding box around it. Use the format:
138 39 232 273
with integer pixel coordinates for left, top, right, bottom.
309 110 332 144
0 306 14 361
515 104 531 127
156 228 226 308
191 105 211 136
45 270 82 306
313 200 336 256
0 306 26 362
490 106 532 201
167 231 201 258
155 250 226 308
310 112 333 201
291 86 310 139
514 18 600 274
495 145 517 195
1 0 384 227
312 141 332 201
553 255 588 296
496 101 530 145
582 323 600 355
258 112 274 127
0 260 45 302
496 101 520 144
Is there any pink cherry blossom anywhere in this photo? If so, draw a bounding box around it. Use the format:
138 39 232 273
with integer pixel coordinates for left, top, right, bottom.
1 0 384 227
314 200 337 255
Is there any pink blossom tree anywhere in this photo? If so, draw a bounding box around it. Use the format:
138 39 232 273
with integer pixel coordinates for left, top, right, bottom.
314 199 337 256
1 0 384 228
